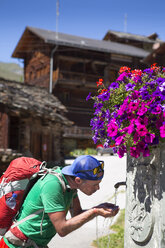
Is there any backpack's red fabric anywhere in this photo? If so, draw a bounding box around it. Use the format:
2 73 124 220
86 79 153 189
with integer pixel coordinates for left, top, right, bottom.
0 238 9 248
0 157 41 233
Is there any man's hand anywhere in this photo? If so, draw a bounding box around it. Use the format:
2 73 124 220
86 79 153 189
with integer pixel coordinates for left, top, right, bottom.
93 202 119 218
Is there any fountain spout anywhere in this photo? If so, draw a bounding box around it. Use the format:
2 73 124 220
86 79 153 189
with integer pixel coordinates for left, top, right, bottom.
114 181 126 189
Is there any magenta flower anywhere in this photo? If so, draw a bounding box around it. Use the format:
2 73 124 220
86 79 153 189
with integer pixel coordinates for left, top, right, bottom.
107 122 118 137
137 103 148 116
117 145 126 158
90 65 165 159
135 117 149 126
151 105 162 115
116 72 127 81
136 125 148 137
129 101 139 111
160 124 165 138
133 132 140 144
127 124 135 134
142 145 150 157
145 133 155 144
130 146 140 158
115 135 125 146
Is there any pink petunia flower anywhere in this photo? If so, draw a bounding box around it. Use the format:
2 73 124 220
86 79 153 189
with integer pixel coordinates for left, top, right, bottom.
128 101 139 111
115 135 125 146
160 124 165 138
127 124 135 134
136 125 148 137
107 122 118 137
133 132 140 144
137 103 148 116
152 105 162 115
135 117 149 126
116 72 127 81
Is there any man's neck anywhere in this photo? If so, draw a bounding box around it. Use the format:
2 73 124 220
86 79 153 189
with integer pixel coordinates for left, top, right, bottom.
65 175 78 189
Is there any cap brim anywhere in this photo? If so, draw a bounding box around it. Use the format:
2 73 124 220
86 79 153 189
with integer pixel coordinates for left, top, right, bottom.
61 165 75 176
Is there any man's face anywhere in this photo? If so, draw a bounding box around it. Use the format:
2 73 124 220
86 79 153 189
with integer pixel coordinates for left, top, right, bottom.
77 178 102 196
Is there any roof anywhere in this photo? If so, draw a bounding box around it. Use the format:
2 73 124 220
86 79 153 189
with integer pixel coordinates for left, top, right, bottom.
0 78 72 125
103 30 162 43
12 26 149 59
143 42 165 64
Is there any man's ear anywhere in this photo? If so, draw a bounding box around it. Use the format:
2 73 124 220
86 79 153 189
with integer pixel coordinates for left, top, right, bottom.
75 177 82 185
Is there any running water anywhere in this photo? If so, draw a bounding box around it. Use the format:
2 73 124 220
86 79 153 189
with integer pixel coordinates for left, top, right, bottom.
96 187 118 248
96 181 126 247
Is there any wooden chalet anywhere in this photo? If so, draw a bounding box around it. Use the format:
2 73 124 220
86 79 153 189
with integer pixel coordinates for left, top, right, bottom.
12 26 151 151
0 77 71 174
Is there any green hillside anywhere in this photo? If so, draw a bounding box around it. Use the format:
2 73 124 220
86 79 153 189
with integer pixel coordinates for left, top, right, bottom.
0 62 23 82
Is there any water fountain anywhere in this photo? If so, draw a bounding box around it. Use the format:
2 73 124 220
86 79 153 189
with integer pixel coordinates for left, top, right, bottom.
125 144 165 247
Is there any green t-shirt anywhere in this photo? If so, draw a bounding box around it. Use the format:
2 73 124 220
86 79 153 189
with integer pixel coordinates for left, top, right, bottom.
4 167 77 248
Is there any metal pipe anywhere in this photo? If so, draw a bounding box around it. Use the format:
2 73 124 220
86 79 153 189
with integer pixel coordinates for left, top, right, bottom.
49 45 58 94
114 181 126 189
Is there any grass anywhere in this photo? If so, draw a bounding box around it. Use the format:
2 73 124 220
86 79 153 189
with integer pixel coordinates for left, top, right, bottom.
92 209 125 248
69 148 97 157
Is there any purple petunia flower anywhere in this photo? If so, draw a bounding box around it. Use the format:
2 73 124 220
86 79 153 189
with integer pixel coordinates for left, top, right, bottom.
125 83 136 91
131 90 140 100
142 145 150 157
140 90 150 100
130 146 140 158
117 145 127 158
98 91 110 101
86 92 92 101
144 132 155 144
108 82 119 90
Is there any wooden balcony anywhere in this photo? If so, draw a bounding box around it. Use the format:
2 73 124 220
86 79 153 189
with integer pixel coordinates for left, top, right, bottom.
53 70 102 88
63 126 92 139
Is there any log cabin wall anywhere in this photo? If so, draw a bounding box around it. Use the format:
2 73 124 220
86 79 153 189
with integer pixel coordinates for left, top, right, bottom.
23 32 51 88
24 50 50 88
0 112 9 149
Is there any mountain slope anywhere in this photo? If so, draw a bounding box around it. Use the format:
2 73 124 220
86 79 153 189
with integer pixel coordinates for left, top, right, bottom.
0 62 23 82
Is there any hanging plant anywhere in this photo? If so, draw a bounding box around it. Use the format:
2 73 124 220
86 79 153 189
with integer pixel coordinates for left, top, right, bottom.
87 64 165 158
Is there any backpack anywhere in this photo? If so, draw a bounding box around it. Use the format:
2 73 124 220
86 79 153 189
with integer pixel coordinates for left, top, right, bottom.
0 156 66 236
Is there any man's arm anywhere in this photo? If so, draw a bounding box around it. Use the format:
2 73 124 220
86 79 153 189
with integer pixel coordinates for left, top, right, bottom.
48 201 119 237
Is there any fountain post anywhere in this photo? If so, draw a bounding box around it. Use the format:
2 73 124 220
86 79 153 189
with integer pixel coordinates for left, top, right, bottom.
124 143 165 247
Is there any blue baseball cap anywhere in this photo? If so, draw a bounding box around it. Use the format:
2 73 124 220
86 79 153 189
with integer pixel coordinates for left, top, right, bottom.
62 155 104 180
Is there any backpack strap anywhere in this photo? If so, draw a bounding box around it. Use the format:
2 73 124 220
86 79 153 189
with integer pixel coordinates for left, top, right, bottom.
12 170 68 231
48 170 67 193
11 209 44 229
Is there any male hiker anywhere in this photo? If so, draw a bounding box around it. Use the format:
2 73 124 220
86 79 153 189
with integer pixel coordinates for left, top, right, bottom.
0 155 119 248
